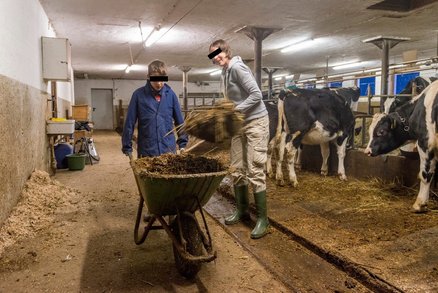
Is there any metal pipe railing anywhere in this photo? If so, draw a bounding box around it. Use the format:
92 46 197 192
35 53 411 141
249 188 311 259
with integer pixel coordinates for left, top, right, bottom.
288 55 438 86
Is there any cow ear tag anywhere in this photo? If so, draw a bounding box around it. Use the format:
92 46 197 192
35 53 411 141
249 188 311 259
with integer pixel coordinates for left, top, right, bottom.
391 118 397 129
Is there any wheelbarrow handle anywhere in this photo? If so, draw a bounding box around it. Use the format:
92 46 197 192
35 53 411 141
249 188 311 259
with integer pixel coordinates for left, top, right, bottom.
128 153 136 169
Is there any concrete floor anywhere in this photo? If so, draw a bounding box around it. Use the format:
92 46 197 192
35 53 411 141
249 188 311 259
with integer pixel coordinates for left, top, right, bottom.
0 131 288 292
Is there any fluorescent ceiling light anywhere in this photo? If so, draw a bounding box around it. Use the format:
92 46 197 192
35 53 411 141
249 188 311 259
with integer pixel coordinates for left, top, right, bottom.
327 73 344 79
281 39 316 53
129 64 147 71
420 64 436 69
144 26 165 47
300 78 316 83
389 64 407 69
331 60 360 67
286 74 295 79
209 69 222 76
125 65 131 74
333 62 363 70
274 77 283 81
273 74 288 79
113 64 129 71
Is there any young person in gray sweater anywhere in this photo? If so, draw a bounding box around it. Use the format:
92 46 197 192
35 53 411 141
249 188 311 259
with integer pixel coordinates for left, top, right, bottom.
208 39 270 239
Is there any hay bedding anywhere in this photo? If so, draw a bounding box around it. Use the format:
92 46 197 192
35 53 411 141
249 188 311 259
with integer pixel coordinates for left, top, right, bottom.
271 171 417 203
182 102 244 143
266 170 434 218
0 170 79 256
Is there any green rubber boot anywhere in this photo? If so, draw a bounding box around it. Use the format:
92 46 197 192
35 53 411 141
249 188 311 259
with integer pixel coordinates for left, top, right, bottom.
225 184 250 225
251 190 270 239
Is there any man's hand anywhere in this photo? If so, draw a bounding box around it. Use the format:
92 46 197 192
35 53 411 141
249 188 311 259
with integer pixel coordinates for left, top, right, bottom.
177 148 185 155
123 150 132 159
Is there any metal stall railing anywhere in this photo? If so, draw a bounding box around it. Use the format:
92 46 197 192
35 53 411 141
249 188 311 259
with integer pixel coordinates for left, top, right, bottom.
179 92 223 114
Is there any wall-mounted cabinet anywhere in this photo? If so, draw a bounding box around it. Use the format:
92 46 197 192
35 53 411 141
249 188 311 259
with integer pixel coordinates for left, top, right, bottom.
42 37 72 81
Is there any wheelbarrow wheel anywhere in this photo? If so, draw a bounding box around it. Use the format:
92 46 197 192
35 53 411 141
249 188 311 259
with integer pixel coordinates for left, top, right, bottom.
171 214 203 279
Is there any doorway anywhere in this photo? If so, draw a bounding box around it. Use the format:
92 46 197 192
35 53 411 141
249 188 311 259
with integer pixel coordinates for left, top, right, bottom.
91 89 113 129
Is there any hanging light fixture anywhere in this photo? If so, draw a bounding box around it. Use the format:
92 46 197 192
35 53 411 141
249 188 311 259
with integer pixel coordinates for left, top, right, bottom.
209 69 222 76
281 38 316 53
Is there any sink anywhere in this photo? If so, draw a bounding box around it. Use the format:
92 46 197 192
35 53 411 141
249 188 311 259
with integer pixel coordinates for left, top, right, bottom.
46 119 75 135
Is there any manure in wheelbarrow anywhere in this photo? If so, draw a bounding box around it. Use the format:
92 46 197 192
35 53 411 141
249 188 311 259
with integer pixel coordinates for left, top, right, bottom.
133 153 227 175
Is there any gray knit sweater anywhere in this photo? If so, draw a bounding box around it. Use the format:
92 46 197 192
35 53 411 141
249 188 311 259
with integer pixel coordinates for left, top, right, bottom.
221 56 267 121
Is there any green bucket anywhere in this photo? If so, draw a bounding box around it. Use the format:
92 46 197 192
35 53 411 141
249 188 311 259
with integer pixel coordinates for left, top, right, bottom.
66 154 87 171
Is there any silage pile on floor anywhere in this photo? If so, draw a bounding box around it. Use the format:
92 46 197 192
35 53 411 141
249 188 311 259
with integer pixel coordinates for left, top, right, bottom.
0 170 79 255
183 102 244 143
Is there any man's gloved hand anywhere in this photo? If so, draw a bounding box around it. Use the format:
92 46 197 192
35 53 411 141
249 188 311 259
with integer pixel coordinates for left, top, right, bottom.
177 148 185 155
123 150 132 159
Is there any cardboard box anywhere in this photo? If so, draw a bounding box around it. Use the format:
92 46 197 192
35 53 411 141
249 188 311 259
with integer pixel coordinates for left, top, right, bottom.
72 104 90 121
47 119 75 134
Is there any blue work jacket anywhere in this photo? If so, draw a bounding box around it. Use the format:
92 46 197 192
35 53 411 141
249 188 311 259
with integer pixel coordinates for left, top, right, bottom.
122 82 188 157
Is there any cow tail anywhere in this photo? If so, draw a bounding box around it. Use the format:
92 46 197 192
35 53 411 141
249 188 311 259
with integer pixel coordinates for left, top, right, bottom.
275 98 284 144
433 104 438 133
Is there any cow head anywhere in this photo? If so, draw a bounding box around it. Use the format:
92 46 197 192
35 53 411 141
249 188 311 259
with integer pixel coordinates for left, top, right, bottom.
364 113 409 156
385 77 436 114
385 96 411 114
278 89 287 101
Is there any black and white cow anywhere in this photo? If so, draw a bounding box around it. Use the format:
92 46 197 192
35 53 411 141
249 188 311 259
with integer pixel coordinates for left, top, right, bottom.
265 87 359 183
265 100 282 178
268 88 355 187
365 80 438 212
292 86 361 168
384 76 437 114
384 77 437 155
327 86 361 111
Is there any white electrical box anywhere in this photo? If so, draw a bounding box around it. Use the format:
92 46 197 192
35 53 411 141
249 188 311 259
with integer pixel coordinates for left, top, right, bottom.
42 37 72 81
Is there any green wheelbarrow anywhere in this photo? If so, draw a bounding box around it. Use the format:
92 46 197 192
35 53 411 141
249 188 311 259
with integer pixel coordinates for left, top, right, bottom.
130 156 228 279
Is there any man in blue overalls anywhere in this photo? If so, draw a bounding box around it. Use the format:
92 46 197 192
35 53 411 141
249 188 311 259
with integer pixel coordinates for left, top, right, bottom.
122 60 188 222
122 60 188 158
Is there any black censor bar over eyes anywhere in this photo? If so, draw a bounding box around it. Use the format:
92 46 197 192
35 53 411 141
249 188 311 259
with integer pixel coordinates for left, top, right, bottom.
149 76 168 82
208 48 222 59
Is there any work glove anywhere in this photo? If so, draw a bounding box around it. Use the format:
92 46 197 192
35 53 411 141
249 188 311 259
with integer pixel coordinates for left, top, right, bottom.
123 150 132 159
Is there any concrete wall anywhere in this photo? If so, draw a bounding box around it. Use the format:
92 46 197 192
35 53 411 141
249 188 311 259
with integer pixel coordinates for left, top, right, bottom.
74 79 221 105
74 79 221 128
0 0 74 225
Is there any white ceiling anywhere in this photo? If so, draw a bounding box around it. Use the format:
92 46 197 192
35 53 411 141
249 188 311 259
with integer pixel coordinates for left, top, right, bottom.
39 0 438 82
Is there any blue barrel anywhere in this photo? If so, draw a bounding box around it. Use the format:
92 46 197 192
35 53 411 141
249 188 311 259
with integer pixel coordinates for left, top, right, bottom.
55 143 73 169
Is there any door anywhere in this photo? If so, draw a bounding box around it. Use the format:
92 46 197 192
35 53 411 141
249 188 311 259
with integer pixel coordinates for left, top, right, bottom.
91 89 113 129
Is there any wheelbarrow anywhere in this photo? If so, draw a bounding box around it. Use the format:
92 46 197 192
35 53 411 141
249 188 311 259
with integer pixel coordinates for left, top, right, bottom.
129 155 228 278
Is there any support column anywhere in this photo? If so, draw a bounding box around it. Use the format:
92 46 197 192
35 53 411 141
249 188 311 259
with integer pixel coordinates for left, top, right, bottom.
236 26 281 89
262 68 278 100
179 66 191 114
51 81 57 118
363 36 410 112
